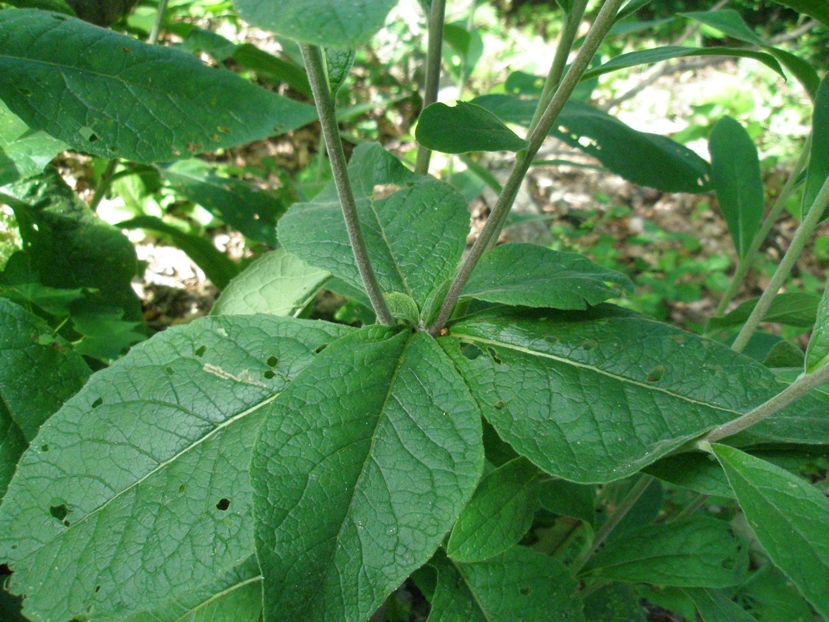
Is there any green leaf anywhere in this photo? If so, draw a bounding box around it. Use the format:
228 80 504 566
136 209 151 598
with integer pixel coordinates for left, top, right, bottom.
0 405 26 502
582 46 786 82
325 48 355 94
0 100 65 186
5 170 141 318
428 547 585 622
125 556 262 622
232 43 312 96
233 0 398 48
384 291 421 326
279 145 469 306
64 0 138 26
251 327 484 622
583 518 746 587
709 117 764 258
473 95 711 193
645 452 734 498
805 77 829 219
8 0 75 14
713 444 829 618
0 10 316 163
162 159 288 246
806 285 829 372
118 215 240 290
446 458 539 563
769 0 829 28
736 565 816 622
416 102 528 154
69 304 146 362
710 292 820 330
212 249 330 317
537 479 596 523
685 588 758 622
443 308 829 483
583 583 646 621
0 315 350 621
463 244 633 310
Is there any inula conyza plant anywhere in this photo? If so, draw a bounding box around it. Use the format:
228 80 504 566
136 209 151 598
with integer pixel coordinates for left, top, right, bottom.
0 0 829 620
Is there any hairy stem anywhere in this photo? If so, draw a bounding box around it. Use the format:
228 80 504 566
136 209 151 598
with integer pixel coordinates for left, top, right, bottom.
702 361 829 443
428 0 625 335
708 139 811 329
149 0 170 45
527 0 588 133
300 45 394 325
731 174 829 352
415 0 448 175
572 475 653 573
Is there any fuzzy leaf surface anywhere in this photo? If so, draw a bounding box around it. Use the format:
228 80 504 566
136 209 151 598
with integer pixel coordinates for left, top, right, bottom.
279 146 469 307
233 0 398 48
444 308 829 483
428 547 584 622
463 244 633 310
446 458 539 563
213 249 330 317
583 518 746 587
252 328 484 622
0 315 349 622
713 444 829 618
0 10 316 163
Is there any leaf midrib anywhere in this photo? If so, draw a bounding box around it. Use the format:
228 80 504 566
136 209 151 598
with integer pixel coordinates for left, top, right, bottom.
452 332 742 415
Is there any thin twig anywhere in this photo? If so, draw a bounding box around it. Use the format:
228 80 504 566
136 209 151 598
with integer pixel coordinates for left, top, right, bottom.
428 0 626 335
702 361 829 443
300 45 394 326
415 0 447 175
731 174 829 352
572 475 653 573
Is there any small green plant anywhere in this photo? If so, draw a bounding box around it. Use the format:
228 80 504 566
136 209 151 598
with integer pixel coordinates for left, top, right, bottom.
1 1 829 621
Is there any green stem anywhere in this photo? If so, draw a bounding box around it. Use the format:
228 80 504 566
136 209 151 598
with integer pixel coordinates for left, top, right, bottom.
415 0 447 176
0 191 29 211
572 475 653 573
707 139 811 329
702 361 829 443
149 0 170 45
428 0 625 336
527 0 588 133
731 174 829 352
89 159 118 212
300 45 394 326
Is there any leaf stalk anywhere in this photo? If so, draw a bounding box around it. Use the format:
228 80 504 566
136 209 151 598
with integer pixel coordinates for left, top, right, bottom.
415 0 448 175
300 45 395 326
428 0 626 336
731 173 829 352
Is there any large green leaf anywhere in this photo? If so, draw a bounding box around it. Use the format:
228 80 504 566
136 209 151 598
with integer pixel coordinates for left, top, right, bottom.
582 46 785 82
713 444 829 618
0 10 316 163
125 556 262 622
685 588 758 622
162 160 287 246
769 0 829 28
428 547 585 622
805 77 829 218
212 249 330 317
233 0 398 48
252 327 483 622
443 308 829 483
463 244 633 310
416 102 528 154
0 100 65 186
0 298 89 443
279 145 469 307
709 117 764 258
736 565 816 622
583 518 746 587
0 315 349 621
537 479 596 523
446 458 539 563
806 285 829 372
473 95 710 193
710 292 820 330
118 215 239 290
6 170 141 319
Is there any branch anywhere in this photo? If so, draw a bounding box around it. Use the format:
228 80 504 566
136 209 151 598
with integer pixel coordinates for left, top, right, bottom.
300 45 394 326
428 0 626 335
